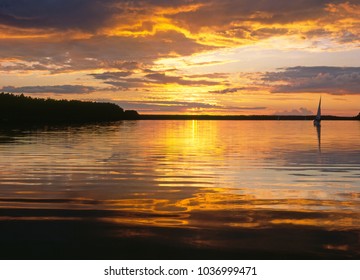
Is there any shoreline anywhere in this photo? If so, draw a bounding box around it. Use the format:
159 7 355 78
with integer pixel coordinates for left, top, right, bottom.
1 93 358 124
1 115 358 127
138 114 359 121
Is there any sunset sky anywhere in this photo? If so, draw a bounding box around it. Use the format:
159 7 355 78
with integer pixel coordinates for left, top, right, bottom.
1 0 359 115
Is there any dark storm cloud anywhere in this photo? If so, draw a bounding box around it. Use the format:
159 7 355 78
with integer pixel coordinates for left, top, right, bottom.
1 0 358 46
0 0 120 31
90 71 133 80
170 0 339 31
129 0 196 8
1 85 97 94
0 31 212 73
1 0 349 33
103 78 147 89
1 0 358 99
109 61 141 71
263 66 360 95
0 0 201 32
0 0 358 76
90 70 221 89
0 62 50 72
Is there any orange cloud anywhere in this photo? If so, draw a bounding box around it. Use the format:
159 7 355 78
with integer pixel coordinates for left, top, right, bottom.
1 0 359 114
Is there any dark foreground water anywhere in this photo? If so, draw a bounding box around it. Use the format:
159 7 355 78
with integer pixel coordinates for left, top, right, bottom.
0 120 359 259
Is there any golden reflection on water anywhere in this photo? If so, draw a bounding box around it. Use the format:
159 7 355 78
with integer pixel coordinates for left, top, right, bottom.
0 121 360 256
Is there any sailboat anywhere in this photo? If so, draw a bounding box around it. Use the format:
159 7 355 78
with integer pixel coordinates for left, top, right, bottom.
313 97 321 126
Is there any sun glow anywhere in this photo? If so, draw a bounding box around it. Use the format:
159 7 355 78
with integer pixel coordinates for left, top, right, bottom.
0 0 359 115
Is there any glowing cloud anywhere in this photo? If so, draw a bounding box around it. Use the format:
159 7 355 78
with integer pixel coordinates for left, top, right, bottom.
0 0 359 114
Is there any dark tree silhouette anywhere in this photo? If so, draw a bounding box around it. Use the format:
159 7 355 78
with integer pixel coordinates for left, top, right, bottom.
0 92 139 124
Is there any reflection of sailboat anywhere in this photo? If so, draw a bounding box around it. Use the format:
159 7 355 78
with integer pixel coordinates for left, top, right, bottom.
316 124 321 152
313 97 321 126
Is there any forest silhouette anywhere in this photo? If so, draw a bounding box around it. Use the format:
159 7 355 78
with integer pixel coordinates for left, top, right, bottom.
0 93 139 124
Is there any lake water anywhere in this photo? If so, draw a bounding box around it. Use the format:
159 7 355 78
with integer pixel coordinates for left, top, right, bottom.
0 120 359 259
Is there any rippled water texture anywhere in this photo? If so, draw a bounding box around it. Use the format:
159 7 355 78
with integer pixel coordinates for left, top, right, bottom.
0 121 359 259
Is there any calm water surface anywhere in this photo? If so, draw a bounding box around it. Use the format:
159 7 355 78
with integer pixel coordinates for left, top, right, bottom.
0 121 359 259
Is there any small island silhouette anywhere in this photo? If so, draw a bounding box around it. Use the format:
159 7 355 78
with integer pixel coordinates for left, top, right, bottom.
0 92 139 124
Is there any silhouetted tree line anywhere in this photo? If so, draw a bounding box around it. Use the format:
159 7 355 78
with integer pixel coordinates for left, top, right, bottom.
0 93 139 124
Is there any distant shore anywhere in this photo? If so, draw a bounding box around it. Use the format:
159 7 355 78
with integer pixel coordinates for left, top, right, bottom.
139 114 360 121
1 92 359 124
0 93 139 125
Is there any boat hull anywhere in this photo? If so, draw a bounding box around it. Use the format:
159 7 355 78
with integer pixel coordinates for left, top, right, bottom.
313 119 321 126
